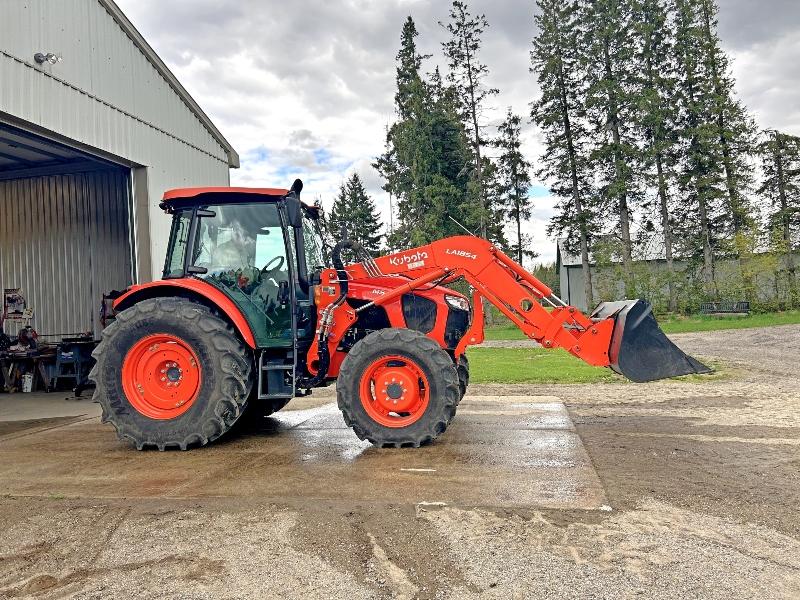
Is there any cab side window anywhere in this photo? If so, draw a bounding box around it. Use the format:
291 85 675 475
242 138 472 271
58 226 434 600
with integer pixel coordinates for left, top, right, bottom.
192 203 293 341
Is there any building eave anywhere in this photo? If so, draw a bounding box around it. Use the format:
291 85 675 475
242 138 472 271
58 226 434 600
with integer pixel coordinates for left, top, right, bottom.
98 0 240 168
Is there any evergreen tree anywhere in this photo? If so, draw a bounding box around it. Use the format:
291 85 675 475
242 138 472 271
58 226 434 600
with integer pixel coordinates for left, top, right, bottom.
394 16 430 120
633 0 680 311
495 108 535 266
673 0 724 289
479 156 511 248
580 0 641 293
440 1 499 239
532 0 597 307
328 173 384 257
758 130 800 305
672 0 758 291
697 0 758 240
375 17 473 249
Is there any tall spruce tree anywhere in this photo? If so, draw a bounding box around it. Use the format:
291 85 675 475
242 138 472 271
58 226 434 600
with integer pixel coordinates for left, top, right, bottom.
440 1 499 239
633 0 680 311
580 0 641 294
673 0 723 289
394 16 429 121
375 16 473 248
697 0 757 241
758 130 800 305
532 0 597 307
495 108 535 266
672 0 758 293
328 173 384 256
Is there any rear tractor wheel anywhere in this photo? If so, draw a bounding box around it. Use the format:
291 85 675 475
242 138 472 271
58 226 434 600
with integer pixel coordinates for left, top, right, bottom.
337 328 459 448
90 297 253 450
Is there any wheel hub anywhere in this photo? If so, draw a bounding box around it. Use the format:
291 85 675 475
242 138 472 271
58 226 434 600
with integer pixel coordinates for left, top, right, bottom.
359 355 429 428
165 366 182 382
122 334 202 420
386 382 403 399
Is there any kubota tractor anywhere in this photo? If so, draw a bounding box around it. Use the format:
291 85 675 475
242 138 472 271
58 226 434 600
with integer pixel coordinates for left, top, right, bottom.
91 180 709 450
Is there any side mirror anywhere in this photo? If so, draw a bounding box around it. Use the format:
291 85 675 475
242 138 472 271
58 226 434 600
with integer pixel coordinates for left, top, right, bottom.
285 179 309 294
284 178 304 228
285 195 303 228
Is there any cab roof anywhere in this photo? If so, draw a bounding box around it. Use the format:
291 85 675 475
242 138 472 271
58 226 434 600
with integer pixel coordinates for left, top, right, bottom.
160 186 290 211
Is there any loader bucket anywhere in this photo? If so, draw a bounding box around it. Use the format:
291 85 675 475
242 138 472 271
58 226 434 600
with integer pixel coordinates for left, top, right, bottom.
590 299 711 383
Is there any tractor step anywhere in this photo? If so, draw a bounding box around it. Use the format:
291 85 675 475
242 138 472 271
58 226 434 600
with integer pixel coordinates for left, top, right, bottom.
257 352 295 400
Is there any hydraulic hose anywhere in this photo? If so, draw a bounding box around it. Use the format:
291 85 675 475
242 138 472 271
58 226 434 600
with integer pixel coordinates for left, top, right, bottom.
297 239 361 389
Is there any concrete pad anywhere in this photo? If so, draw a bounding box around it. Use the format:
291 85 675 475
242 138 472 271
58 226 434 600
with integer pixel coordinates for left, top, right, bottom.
0 392 101 421
0 395 607 510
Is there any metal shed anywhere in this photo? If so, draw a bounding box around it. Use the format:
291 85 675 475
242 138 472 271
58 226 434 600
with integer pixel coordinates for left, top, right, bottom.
0 0 238 339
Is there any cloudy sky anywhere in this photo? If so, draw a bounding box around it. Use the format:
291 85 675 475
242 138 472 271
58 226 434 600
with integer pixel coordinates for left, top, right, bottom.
116 0 800 264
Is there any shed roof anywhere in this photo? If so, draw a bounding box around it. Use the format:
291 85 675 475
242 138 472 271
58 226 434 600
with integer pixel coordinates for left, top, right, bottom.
99 0 239 168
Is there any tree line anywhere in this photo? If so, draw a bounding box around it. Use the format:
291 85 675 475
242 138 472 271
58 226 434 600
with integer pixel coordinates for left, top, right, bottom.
329 0 800 310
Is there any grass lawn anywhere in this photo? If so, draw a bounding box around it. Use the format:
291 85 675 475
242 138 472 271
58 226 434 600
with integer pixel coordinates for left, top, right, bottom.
483 310 800 340
657 310 800 334
466 347 619 384
465 347 725 384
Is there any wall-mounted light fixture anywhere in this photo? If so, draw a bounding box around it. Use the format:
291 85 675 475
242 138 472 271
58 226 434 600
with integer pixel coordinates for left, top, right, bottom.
34 52 61 65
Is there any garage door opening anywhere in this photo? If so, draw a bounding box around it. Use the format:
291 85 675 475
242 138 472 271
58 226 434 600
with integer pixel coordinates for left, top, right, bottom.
0 124 134 345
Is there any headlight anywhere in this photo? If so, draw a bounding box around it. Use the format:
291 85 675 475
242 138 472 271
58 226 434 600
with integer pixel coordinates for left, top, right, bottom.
444 294 470 312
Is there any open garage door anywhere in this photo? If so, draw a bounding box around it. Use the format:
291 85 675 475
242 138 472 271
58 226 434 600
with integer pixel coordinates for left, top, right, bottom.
0 126 133 341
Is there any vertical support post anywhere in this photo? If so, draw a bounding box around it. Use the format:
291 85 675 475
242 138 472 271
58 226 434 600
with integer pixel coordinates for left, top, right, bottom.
130 167 152 284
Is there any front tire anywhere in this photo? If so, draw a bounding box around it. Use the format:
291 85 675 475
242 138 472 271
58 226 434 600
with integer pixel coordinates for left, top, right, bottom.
90 297 252 450
456 354 470 403
337 328 459 448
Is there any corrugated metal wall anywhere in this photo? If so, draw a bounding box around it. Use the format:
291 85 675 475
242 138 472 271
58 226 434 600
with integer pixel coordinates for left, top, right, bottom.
0 0 228 164
0 0 233 281
0 169 132 339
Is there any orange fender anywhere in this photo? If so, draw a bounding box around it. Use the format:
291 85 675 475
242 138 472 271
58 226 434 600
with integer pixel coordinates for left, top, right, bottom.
113 279 256 348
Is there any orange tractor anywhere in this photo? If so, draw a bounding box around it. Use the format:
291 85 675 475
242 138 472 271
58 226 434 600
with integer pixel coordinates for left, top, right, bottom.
91 180 708 450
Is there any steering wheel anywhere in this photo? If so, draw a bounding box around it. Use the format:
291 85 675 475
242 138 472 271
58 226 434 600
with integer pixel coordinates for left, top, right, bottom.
260 255 285 277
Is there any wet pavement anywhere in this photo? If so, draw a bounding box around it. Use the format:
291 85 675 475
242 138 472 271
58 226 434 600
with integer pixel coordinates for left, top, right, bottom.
1 326 799 598
0 395 606 510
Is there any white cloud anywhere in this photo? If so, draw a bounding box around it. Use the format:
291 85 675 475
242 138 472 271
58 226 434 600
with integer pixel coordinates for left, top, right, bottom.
116 0 799 265
727 32 800 134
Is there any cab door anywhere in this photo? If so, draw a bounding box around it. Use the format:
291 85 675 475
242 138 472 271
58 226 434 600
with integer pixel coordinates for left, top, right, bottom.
191 202 295 348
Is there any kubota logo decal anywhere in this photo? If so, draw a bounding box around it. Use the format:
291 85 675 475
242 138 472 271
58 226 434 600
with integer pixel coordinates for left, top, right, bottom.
446 249 477 260
389 250 428 270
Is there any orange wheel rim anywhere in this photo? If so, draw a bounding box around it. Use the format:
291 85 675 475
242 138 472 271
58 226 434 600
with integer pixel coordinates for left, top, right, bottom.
121 334 202 420
359 355 430 428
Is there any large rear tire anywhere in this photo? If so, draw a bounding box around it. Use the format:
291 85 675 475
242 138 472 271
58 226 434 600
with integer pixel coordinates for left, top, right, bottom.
337 328 459 448
90 297 252 450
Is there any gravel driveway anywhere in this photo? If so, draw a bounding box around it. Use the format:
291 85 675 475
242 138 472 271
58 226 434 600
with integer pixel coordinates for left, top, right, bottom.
0 325 798 599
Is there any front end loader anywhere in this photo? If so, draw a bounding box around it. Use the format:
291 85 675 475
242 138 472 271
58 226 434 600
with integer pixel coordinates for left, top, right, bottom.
91 181 709 450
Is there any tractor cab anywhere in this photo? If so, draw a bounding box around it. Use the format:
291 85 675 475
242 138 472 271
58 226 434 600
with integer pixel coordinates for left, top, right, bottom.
156 181 328 404
160 181 327 348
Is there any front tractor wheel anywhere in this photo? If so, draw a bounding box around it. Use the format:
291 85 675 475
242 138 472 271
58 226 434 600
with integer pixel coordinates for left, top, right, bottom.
90 297 252 450
337 328 459 448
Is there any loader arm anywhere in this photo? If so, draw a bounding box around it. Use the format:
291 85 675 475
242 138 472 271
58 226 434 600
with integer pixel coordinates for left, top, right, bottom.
307 235 709 383
341 236 613 366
